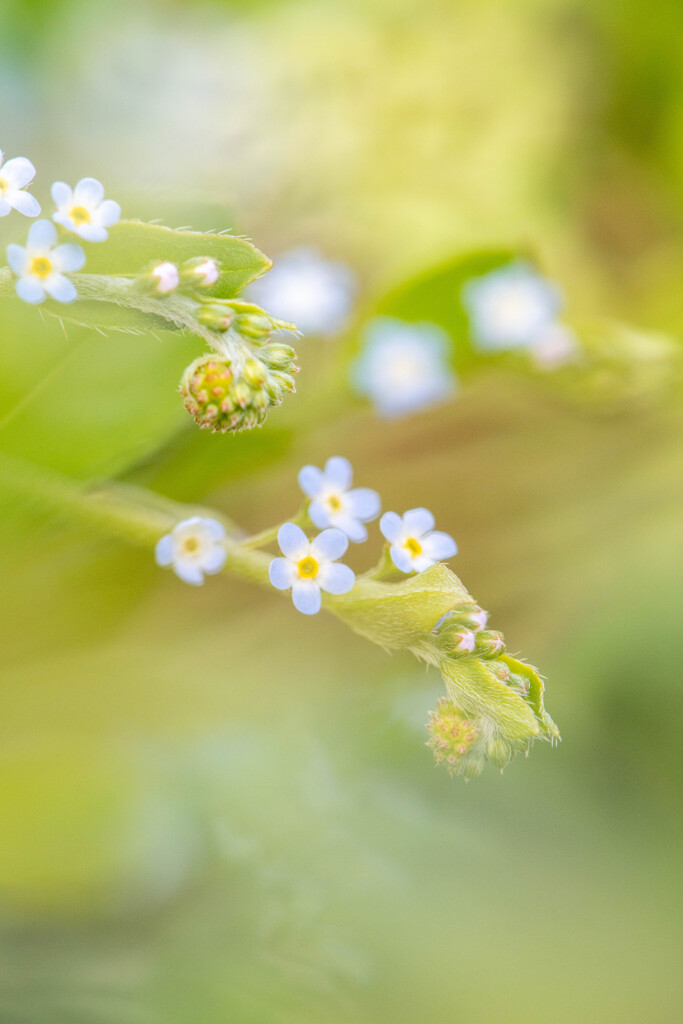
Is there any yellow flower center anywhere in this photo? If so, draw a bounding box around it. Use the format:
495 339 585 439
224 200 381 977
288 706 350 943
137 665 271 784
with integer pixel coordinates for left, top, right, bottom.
30 257 53 280
404 536 422 556
326 494 342 512
70 205 91 225
297 555 319 579
0 178 8 196
181 536 200 555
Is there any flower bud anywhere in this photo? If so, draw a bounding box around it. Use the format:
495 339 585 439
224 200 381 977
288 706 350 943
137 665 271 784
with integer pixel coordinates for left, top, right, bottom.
136 260 180 296
474 630 505 658
440 625 476 656
180 353 293 433
488 659 511 683
261 342 298 371
179 257 221 289
459 605 488 631
234 312 273 341
485 736 515 770
426 698 480 775
197 303 234 332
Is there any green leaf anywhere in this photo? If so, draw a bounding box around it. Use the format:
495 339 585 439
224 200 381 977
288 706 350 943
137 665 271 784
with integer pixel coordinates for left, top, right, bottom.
82 221 271 298
441 655 541 741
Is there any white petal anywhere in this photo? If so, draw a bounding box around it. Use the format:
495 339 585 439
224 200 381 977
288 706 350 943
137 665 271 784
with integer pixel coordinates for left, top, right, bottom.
402 508 435 537
200 545 227 574
51 181 73 208
298 464 325 498
8 190 40 217
172 516 203 535
173 561 204 586
346 487 380 522
96 199 121 227
44 274 77 303
1 156 36 189
311 528 348 562
27 219 57 250
155 535 174 567
308 499 332 531
379 511 403 543
421 530 457 562
74 223 108 243
0 197 11 217
277 522 309 559
292 581 322 615
74 177 105 207
269 557 295 590
52 212 76 232
318 562 355 595
16 277 46 304
389 545 415 574
200 518 226 541
324 456 352 490
6 244 28 274
333 513 367 543
411 553 437 573
53 243 86 273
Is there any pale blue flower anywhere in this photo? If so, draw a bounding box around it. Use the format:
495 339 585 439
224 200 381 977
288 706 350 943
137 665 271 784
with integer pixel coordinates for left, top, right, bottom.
155 516 227 586
462 261 563 352
380 508 457 574
353 317 457 418
0 151 40 218
52 177 121 242
248 247 356 335
7 220 85 304
530 323 581 370
298 456 380 543
269 523 355 615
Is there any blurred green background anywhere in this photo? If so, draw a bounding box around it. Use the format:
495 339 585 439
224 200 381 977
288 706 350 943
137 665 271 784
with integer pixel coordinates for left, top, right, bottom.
1 0 682 1021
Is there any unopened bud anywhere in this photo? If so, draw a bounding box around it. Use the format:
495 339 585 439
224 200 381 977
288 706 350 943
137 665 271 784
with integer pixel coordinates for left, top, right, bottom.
442 626 476 656
179 257 220 289
485 736 514 770
136 261 180 296
180 354 290 434
197 303 234 332
488 659 511 683
474 630 505 658
460 605 488 631
426 698 480 776
235 312 273 341
261 342 297 371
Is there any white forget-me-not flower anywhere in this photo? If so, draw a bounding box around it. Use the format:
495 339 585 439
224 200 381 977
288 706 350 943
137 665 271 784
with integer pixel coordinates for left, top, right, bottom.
352 317 457 418
52 177 121 242
462 261 563 353
298 456 381 543
248 247 356 336
7 220 85 304
380 508 457 574
155 516 227 585
0 151 40 218
269 523 355 615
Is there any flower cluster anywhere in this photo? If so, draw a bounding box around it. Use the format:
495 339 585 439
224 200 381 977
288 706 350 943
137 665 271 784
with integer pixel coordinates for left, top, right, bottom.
462 260 580 369
3 151 121 305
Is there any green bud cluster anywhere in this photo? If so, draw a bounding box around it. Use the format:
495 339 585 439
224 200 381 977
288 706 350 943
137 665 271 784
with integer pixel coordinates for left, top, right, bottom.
426 698 481 777
180 346 298 434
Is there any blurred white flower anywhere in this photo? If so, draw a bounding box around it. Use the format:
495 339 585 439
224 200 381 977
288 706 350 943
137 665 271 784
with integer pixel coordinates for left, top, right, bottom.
298 456 381 543
7 220 85 304
0 151 40 218
352 317 456 418
462 261 562 352
52 177 121 242
155 516 227 586
530 323 581 370
380 508 457 573
248 247 356 335
269 523 355 615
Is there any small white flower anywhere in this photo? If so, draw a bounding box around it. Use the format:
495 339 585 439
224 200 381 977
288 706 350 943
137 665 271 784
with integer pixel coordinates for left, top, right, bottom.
152 261 179 294
51 177 121 242
7 220 85 304
469 607 488 631
298 456 380 543
530 323 581 370
352 318 457 418
155 516 227 585
248 247 356 335
380 508 457 574
0 151 40 218
269 523 355 615
462 261 563 352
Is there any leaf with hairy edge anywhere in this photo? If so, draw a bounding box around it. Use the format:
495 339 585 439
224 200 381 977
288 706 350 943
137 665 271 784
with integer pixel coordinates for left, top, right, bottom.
82 221 271 297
